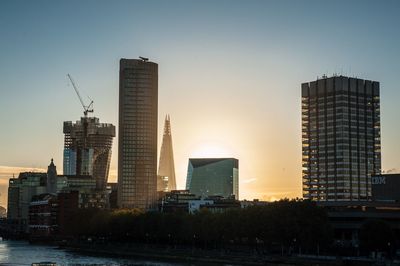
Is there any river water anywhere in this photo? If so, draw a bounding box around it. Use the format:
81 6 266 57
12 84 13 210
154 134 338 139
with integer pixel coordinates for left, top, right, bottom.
0 240 181 265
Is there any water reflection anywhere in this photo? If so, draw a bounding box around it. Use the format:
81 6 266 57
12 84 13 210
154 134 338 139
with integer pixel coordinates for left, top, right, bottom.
0 240 178 265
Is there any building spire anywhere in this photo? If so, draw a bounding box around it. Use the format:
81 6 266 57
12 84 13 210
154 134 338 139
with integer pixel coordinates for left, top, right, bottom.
157 114 176 192
47 158 57 194
163 114 171 136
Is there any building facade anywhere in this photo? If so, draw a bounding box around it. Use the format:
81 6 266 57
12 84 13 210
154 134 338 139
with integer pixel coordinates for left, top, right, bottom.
302 75 381 201
7 172 47 232
157 115 177 192
371 173 400 202
28 193 58 240
63 117 115 190
186 158 239 199
118 58 158 209
159 190 199 213
47 159 57 194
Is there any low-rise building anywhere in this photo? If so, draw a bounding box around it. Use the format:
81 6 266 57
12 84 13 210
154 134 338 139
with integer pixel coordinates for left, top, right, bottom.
371 173 400 202
107 182 118 209
7 172 47 232
28 194 58 241
188 199 214 214
159 190 199 212
198 198 241 213
58 191 79 236
159 190 241 213
240 199 269 208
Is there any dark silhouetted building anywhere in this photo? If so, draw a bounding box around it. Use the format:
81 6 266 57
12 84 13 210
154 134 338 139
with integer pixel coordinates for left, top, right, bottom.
157 115 177 192
195 197 241 214
107 182 118 209
186 158 239 199
28 193 58 240
58 191 79 236
63 117 115 190
118 58 158 210
159 190 199 212
7 172 47 232
159 190 241 214
302 75 381 201
47 159 57 194
371 173 400 202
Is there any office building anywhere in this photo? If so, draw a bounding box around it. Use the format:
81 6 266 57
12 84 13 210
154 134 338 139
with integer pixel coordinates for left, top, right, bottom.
186 158 239 199
118 58 158 209
192 197 241 214
159 190 241 213
302 75 381 201
157 115 177 192
28 193 58 240
63 116 115 190
7 172 47 232
371 173 400 202
159 190 199 213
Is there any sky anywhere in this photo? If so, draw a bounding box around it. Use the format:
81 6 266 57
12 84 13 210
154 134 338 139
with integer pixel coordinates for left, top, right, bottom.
1 0 400 207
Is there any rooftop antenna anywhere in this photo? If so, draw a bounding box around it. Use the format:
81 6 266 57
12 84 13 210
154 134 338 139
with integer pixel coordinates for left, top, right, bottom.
67 74 94 117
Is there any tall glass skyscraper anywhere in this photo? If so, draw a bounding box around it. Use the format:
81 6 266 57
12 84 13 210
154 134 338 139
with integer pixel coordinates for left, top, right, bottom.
186 158 239 199
63 117 115 190
302 75 381 201
118 58 158 209
157 115 177 192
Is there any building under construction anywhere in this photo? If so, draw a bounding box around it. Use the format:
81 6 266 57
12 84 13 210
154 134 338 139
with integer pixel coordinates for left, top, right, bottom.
63 117 115 190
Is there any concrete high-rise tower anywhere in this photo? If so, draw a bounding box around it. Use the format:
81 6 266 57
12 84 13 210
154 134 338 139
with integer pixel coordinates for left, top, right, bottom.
118 58 158 209
302 75 381 201
63 117 115 190
157 115 177 192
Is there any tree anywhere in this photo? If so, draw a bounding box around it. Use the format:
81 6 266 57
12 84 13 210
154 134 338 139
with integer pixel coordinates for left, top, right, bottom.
359 219 394 253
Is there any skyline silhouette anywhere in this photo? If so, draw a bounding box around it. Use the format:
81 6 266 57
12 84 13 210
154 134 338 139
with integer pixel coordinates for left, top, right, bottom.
1 0 400 205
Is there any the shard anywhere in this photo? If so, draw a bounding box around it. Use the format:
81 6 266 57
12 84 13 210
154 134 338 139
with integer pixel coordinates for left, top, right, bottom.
157 115 177 192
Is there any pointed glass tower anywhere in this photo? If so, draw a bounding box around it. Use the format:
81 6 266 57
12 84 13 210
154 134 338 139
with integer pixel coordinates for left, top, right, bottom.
157 115 177 192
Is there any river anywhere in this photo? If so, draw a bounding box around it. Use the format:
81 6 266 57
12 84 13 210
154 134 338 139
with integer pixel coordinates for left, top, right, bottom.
0 240 181 265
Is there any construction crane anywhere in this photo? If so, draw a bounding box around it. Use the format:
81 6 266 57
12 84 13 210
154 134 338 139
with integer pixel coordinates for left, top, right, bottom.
67 74 94 117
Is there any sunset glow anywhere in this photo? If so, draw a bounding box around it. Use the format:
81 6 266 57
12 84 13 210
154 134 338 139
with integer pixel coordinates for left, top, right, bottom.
1 1 400 208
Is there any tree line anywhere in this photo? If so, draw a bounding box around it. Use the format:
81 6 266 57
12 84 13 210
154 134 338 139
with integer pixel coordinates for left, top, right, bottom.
64 199 333 254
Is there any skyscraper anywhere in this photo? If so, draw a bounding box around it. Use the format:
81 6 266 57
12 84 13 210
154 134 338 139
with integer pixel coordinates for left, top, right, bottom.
302 75 381 201
157 115 177 192
186 158 239 199
118 58 158 209
63 117 115 190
